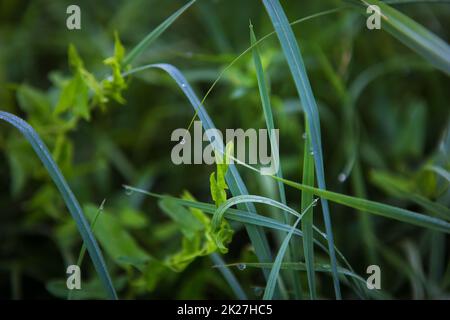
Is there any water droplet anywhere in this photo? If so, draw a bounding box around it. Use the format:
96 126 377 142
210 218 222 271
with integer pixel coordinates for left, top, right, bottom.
312 198 319 206
181 83 186 88
253 287 263 297
338 173 347 183
124 187 134 196
309 151 314 156
180 138 185 145
302 132 307 139
237 263 246 271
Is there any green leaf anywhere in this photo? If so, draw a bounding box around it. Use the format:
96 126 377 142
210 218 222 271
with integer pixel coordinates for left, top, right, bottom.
160 192 233 271
55 72 90 120
210 141 233 207
102 32 127 104
66 44 107 107
84 203 150 265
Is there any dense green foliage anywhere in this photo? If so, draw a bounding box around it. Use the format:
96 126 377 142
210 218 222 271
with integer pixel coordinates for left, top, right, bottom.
0 0 449 299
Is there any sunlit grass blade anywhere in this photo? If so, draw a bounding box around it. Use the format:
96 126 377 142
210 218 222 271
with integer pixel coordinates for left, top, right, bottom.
0 111 117 300
262 0 341 298
263 199 318 300
122 0 196 66
301 124 316 299
352 0 450 74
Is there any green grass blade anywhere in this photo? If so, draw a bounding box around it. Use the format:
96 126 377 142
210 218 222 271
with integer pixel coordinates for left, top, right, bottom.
272 176 450 234
0 111 117 300
122 0 196 66
210 253 248 300
263 199 318 300
353 0 450 74
213 195 308 230
68 199 106 300
370 171 450 221
249 22 287 216
301 123 316 299
262 0 341 298
251 21 301 299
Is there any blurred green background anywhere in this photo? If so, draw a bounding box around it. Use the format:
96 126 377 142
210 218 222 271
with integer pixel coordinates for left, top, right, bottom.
0 0 449 299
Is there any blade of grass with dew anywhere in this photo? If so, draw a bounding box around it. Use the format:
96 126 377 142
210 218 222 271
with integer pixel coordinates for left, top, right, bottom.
263 199 318 300
122 0 196 66
250 22 301 298
210 253 247 300
68 199 106 300
262 0 341 298
216 261 390 299
212 195 309 230
0 111 117 300
272 176 450 234
301 123 316 299
351 0 450 74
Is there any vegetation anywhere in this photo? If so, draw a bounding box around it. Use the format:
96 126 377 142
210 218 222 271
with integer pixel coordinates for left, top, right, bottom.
0 0 449 299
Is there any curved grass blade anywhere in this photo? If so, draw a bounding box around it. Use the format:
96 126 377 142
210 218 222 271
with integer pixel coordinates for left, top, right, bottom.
263 199 318 300
122 0 197 66
0 111 117 300
352 0 450 74
262 0 341 298
212 195 306 231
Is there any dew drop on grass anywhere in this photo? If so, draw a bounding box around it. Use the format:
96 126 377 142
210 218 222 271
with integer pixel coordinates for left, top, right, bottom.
338 173 347 183
253 287 263 297
309 151 314 156
237 263 246 271
302 132 307 139
312 198 319 206
180 138 185 145
181 83 186 88
124 187 134 196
